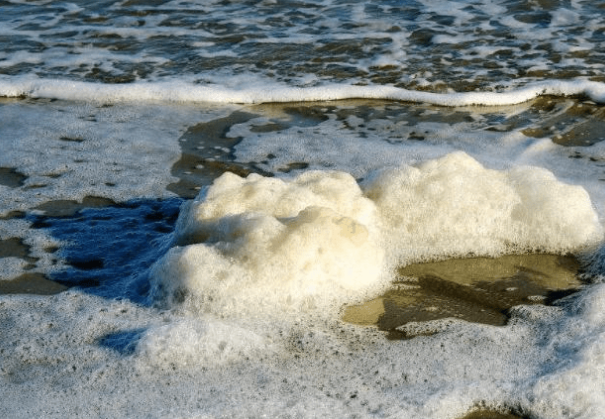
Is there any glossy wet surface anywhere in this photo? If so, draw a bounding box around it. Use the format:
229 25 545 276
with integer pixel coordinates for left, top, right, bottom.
343 254 582 338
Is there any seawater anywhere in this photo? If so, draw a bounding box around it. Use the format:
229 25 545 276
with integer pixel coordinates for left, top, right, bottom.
2 1 605 418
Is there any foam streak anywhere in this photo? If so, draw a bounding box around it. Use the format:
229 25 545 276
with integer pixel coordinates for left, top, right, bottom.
2 77 605 106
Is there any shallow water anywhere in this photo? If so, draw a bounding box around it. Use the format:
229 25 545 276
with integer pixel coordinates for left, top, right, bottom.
344 254 582 335
2 1 605 419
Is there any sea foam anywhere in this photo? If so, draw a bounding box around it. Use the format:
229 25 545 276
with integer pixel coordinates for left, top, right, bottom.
150 152 603 321
2 76 605 106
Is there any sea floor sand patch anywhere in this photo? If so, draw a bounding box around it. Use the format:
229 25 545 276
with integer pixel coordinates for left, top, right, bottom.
459 409 526 419
0 273 67 295
168 110 270 198
0 167 27 188
33 196 116 218
520 97 605 147
343 254 582 339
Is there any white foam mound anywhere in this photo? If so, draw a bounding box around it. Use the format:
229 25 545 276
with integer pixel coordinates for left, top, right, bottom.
365 152 604 264
150 152 603 320
149 170 386 317
2 76 605 106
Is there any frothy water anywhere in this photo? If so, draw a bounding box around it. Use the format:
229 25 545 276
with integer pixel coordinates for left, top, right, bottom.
2 0 605 90
2 1 605 418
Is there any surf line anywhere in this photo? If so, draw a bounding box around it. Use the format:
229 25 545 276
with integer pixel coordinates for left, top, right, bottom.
1 77 605 106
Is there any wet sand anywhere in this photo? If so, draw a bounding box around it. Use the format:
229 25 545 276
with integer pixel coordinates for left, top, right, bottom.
459 410 527 419
0 272 67 295
343 254 582 339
